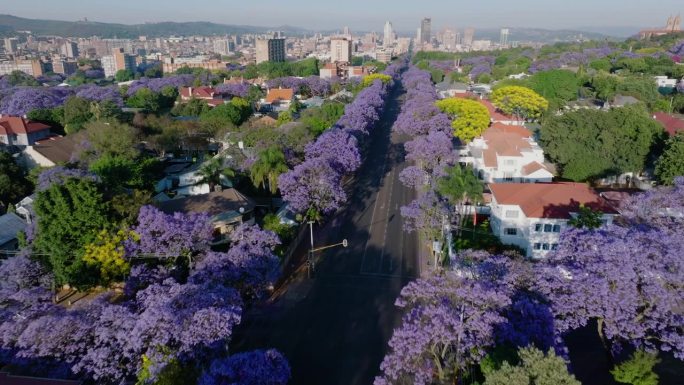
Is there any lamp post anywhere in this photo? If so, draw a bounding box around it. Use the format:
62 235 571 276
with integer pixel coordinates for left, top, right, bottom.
306 220 348 278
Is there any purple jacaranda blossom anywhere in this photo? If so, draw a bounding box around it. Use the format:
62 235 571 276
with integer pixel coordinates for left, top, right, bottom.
404 130 455 175
36 167 99 191
127 75 195 95
199 349 291 385
0 87 70 116
278 156 346 215
215 82 251 98
75 85 123 107
304 128 361 174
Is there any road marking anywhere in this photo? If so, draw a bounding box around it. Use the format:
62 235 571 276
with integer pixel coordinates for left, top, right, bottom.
360 150 390 272
378 169 394 272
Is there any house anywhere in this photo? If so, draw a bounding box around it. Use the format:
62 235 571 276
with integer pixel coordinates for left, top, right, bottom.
157 188 256 243
22 135 77 168
0 212 27 252
180 86 218 101
436 81 469 98
488 182 618 259
608 94 640 108
654 75 678 89
480 99 524 125
0 116 52 146
653 112 684 136
261 88 295 112
462 123 553 183
155 159 233 197
14 194 35 223
0 371 81 385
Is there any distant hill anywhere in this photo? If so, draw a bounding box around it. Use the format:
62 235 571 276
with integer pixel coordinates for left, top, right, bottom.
474 28 617 43
0 14 308 38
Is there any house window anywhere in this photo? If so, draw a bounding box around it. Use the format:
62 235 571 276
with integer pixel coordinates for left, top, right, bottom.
552 224 561 233
505 228 517 236
551 244 559 251
534 223 542 232
504 172 514 181
533 243 542 250
505 210 519 218
542 243 550 250
544 224 553 232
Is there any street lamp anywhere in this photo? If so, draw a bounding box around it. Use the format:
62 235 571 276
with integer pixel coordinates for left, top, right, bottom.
306 221 348 278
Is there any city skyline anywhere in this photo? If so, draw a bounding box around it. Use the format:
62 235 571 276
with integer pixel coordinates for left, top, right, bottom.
0 0 682 33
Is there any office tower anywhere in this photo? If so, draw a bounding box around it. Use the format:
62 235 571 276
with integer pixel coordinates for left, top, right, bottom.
500 28 510 46
343 26 351 36
330 37 352 63
61 41 79 58
463 28 475 46
384 21 394 46
442 29 457 50
416 27 422 44
420 17 432 44
213 39 233 56
255 38 286 64
4 38 18 54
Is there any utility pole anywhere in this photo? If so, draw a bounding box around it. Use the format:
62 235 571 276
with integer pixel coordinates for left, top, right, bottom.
306 220 348 278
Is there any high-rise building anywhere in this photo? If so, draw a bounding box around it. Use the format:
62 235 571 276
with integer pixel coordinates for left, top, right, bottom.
500 28 510 46
463 28 475 46
102 48 137 77
420 18 432 44
255 38 286 64
213 39 234 56
383 21 394 46
343 26 351 36
4 38 18 54
442 29 457 50
61 41 79 58
416 28 422 44
330 37 352 63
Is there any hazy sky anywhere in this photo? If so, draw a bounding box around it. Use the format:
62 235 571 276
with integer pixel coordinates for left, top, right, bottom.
1 0 682 32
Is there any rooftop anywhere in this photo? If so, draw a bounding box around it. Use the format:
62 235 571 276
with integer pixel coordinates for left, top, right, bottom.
653 112 684 136
157 188 255 219
489 182 618 219
265 88 294 104
32 135 78 164
0 116 51 136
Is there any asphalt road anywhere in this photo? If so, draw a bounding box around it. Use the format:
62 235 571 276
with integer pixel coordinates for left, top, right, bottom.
231 84 419 385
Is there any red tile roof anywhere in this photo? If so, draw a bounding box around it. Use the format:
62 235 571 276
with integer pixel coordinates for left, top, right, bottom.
180 86 216 100
522 161 547 176
653 112 684 136
266 88 294 104
0 116 51 136
489 182 618 219
480 99 523 123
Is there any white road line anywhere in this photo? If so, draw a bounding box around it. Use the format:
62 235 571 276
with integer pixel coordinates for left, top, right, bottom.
378 170 395 271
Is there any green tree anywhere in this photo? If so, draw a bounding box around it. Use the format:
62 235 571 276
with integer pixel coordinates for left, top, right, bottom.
436 165 484 236
85 120 139 159
34 177 110 287
82 229 135 284
7 70 39 86
435 98 491 143
616 76 660 107
568 204 604 229
300 102 345 136
430 68 445 83
611 350 660 385
126 88 163 112
483 347 580 385
250 147 289 194
171 98 209 117
654 133 684 185
63 96 94 134
115 69 135 82
539 106 663 181
589 58 613 72
0 151 32 208
197 157 235 191
591 73 620 101
490 86 549 120
528 70 579 109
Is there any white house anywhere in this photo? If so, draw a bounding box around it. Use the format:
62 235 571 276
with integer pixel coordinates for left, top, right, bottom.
461 123 553 183
654 75 678 88
488 182 618 259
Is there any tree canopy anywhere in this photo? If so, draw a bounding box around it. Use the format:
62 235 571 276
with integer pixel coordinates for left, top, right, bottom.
654 133 684 185
435 98 490 143
490 86 549 120
539 106 663 181
0 151 32 208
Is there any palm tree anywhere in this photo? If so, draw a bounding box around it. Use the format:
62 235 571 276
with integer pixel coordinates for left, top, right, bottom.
436 165 484 238
250 147 289 195
197 156 235 191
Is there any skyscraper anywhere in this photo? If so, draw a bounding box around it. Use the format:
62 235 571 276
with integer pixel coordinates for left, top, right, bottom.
384 21 394 46
420 18 432 44
500 28 510 46
463 28 475 46
255 37 286 64
61 41 79 58
330 37 352 63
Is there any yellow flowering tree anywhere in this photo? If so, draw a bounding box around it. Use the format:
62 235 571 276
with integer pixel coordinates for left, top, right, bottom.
361 73 392 88
435 98 491 143
490 86 549 120
83 229 137 284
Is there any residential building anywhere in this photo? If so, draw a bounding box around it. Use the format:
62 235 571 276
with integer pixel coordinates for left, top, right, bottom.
0 59 47 76
61 41 79 58
0 213 27 252
255 38 286 64
330 37 352 63
262 88 295 111
383 21 394 46
654 75 678 88
488 182 618 258
420 18 432 44
0 116 52 146
157 188 256 244
22 135 77 168
435 81 468 98
100 55 116 77
162 57 228 73
462 123 554 183
113 47 137 73
463 28 475 46
376 49 393 63
213 39 234 56
51 59 78 76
